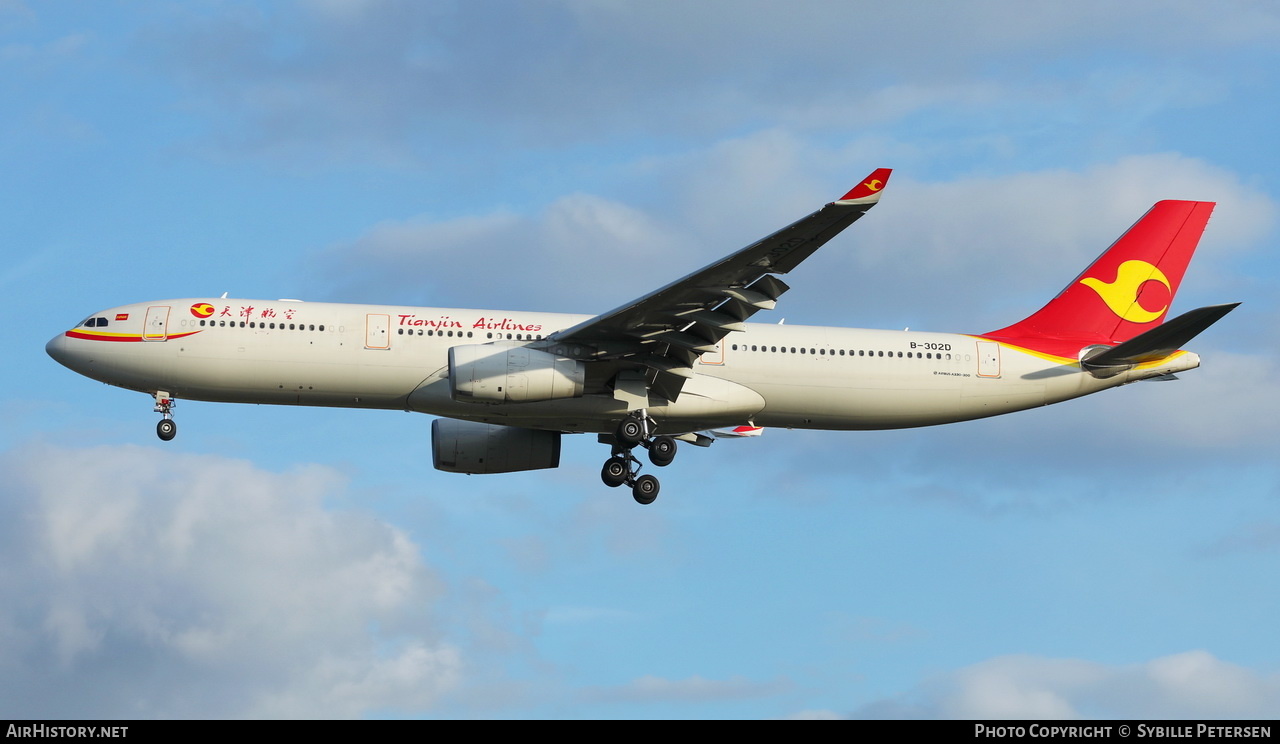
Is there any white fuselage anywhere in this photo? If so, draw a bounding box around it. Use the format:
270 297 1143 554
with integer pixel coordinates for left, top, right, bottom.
47 297 1201 434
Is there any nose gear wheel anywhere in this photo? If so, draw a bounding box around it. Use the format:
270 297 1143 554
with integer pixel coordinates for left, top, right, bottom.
153 392 177 441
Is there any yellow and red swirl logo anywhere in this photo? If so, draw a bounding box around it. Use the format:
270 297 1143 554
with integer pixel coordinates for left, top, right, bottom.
1079 260 1170 323
190 302 215 318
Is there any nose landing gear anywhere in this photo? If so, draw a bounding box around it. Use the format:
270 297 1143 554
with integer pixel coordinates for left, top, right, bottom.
154 392 176 441
599 411 677 504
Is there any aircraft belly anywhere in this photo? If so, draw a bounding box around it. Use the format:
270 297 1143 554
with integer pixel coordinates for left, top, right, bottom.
405 372 765 433
750 379 969 429
735 353 1059 430
163 338 426 408
59 337 175 392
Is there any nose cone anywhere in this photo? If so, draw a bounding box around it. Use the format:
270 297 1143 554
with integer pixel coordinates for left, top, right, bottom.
46 332 73 369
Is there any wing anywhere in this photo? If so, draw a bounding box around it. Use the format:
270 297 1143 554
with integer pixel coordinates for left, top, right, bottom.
548 168 892 401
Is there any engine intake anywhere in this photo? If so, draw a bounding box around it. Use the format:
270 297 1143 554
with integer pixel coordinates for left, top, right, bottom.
431 419 561 474
449 344 585 403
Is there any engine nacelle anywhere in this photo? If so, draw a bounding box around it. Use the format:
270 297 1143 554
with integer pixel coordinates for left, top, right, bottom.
449 344 585 403
431 419 561 474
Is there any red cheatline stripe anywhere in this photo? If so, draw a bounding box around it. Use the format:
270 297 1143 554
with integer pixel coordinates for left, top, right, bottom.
65 330 201 342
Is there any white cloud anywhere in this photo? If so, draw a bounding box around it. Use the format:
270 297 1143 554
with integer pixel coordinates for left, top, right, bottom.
311 192 695 311
0 0 33 29
582 673 790 704
141 2 1280 162
855 651 1280 719
0 443 459 718
827 153 1274 330
309 143 1274 335
1202 522 1280 557
784 709 846 720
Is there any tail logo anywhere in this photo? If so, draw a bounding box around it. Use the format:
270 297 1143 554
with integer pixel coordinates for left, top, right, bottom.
1079 260 1170 323
863 179 883 192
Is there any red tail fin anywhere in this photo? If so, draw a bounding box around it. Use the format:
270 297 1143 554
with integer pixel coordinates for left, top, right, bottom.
983 200 1215 358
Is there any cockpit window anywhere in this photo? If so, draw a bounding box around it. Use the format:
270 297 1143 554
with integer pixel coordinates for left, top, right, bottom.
81 317 108 327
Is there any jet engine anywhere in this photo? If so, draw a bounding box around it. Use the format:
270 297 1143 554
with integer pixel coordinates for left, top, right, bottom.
431 419 562 474
449 345 585 403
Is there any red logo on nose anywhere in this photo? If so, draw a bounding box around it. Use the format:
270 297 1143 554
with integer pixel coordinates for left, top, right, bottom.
191 303 215 318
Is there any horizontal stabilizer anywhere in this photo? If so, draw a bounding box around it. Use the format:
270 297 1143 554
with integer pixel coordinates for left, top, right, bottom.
1081 302 1239 377
674 432 716 447
707 425 764 438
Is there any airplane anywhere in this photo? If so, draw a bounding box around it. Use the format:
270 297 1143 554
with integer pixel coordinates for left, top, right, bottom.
46 168 1239 505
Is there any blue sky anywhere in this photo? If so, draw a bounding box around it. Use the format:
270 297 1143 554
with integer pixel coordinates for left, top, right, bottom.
4 0 1280 719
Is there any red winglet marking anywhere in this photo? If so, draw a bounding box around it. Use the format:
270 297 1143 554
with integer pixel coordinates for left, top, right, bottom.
839 168 892 201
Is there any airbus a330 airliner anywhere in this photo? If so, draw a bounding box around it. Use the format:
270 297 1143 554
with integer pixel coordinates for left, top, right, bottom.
47 169 1238 504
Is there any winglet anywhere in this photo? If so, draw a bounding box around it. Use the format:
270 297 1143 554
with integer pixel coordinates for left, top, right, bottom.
836 168 892 204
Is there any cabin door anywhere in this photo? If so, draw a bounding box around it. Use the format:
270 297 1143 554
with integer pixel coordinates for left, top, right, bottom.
976 341 1001 378
143 306 170 341
365 314 391 349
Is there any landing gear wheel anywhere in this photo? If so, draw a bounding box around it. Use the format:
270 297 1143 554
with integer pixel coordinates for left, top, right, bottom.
601 457 629 488
616 415 645 446
648 436 677 467
632 474 660 505
156 418 177 441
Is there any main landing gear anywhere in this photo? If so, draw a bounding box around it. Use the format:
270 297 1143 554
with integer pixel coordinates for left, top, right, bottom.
600 411 677 505
154 391 177 441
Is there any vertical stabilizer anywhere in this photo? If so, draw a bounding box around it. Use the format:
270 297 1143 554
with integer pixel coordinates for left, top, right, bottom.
984 200 1215 358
